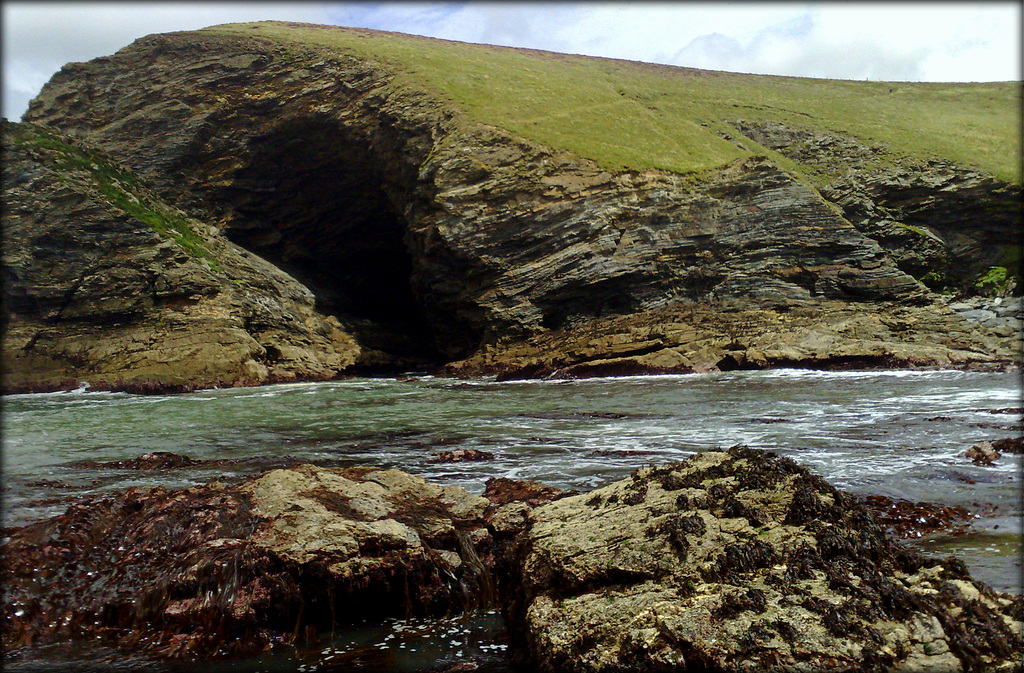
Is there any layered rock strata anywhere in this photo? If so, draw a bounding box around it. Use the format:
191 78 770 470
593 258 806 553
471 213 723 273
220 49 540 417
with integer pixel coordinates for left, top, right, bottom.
731 120 1022 295
5 26 1020 390
2 121 360 392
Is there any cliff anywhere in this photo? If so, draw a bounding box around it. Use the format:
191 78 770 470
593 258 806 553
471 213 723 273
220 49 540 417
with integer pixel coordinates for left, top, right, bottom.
3 22 1020 391
3 121 360 392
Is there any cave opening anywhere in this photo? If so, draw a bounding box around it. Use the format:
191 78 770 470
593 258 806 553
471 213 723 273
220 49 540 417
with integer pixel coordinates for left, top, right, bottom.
218 117 442 371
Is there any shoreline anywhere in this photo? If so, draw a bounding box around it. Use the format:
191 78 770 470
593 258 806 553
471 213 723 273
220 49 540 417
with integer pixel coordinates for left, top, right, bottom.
2 357 1020 397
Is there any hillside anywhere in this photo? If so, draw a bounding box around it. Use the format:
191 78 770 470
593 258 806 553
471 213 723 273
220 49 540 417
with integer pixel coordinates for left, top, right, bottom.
209 22 1021 183
4 22 1021 392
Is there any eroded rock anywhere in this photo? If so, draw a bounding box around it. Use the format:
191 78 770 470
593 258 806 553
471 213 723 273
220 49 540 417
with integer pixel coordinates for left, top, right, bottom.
505 446 1023 672
731 120 1022 297
2 121 361 393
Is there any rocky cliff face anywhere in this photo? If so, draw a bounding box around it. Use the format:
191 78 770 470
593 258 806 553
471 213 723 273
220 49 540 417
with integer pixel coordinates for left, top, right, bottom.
732 120 1022 295
3 120 359 392
5 27 1020 391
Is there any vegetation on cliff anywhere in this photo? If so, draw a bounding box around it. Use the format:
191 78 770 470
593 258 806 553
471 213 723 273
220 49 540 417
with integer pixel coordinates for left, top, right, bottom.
207 22 1020 183
2 120 361 393
5 121 218 266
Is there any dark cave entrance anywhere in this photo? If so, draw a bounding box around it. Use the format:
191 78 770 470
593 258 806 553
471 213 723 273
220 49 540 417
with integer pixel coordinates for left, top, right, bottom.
219 117 440 371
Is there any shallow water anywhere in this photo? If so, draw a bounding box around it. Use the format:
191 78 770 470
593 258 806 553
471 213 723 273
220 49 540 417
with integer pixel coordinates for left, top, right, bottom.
2 369 1022 670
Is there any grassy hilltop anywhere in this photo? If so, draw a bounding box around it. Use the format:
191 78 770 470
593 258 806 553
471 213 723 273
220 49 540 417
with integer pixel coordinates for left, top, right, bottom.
205 21 1021 184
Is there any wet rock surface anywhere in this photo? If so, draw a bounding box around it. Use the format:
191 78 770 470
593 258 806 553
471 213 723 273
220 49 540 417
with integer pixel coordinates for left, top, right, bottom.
991 436 1023 454
965 441 1002 466
504 446 1023 672
861 495 983 540
429 449 496 464
443 300 1018 380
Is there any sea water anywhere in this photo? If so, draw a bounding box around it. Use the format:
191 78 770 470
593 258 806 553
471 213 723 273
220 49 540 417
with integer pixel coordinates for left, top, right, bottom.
2 369 1021 671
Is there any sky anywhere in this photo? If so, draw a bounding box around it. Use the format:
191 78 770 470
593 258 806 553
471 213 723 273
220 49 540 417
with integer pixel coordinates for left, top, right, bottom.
2 1 1021 121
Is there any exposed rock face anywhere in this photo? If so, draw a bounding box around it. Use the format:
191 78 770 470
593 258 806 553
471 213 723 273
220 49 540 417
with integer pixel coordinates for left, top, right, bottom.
732 120 1023 295
6 27 1020 390
442 299 1015 381
2 120 360 392
944 295 1024 339
1 464 495 659
505 447 1023 672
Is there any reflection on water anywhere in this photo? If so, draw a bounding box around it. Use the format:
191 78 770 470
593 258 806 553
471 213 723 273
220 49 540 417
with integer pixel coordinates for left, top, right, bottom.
169 611 510 673
917 530 1024 595
2 369 1022 670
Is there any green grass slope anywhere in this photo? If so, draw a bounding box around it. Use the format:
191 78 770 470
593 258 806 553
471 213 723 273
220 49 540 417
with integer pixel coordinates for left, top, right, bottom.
207 22 1021 184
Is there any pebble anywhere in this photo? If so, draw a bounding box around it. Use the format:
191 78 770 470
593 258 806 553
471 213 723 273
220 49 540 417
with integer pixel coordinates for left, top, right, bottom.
960 309 997 322
946 295 1022 331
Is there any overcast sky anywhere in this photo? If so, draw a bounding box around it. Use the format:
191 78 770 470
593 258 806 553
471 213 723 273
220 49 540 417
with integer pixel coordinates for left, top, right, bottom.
3 1 1021 120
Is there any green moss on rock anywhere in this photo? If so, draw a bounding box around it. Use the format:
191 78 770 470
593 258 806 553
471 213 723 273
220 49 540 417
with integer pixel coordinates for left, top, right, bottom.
8 121 219 269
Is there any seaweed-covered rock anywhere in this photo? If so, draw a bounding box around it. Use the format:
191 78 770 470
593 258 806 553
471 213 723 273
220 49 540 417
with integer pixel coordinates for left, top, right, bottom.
861 495 977 540
506 446 1023 672
1 464 493 660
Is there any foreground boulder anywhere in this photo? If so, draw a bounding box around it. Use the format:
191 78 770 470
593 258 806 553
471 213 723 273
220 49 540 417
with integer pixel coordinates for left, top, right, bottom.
1 464 494 659
505 446 1023 672
3 454 1021 671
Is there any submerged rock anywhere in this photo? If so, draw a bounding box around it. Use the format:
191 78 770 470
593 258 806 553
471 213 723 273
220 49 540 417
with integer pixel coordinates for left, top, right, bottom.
861 495 978 540
87 451 202 469
965 441 1001 466
504 446 1023 672
429 449 496 463
991 436 1023 455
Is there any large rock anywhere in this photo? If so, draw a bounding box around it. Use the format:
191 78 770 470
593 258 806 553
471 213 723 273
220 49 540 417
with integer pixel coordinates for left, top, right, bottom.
505 446 1023 672
1 464 494 659
7 25 1017 390
3 453 1021 670
1 120 361 393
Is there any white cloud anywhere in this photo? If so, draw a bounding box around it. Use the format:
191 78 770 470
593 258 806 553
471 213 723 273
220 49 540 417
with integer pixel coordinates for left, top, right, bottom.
666 2 1021 82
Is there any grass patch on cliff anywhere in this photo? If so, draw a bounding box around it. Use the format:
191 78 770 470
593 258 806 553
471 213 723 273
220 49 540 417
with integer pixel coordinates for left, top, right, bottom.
206 22 1020 183
11 122 220 268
